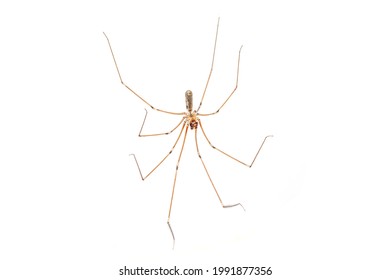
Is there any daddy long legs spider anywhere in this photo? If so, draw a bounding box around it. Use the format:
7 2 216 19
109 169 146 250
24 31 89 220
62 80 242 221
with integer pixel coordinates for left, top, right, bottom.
103 18 272 249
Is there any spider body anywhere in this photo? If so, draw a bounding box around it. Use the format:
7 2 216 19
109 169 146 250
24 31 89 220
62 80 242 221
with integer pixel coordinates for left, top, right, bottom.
185 90 199 130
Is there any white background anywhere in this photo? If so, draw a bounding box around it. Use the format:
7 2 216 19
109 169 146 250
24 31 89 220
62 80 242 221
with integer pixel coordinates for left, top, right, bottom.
1 0 389 279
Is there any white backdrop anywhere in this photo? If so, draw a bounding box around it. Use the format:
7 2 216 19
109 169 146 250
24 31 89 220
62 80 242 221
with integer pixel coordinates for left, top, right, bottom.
1 0 389 279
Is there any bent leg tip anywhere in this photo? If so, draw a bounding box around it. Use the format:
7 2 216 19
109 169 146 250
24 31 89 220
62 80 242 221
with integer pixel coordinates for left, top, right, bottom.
167 221 176 250
223 203 246 212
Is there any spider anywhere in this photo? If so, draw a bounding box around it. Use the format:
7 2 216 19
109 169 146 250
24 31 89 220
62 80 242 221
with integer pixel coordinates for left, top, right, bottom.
103 18 272 249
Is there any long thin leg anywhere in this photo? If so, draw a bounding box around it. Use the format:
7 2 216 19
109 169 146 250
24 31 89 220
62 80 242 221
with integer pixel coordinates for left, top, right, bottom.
196 18 220 113
167 124 189 249
138 109 185 137
130 123 186 181
195 127 245 210
198 45 243 116
103 32 185 116
198 119 273 167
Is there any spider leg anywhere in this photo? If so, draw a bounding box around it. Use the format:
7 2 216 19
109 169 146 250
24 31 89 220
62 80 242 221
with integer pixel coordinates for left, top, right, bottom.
195 126 245 211
130 122 186 181
167 124 189 249
196 18 220 113
198 119 273 167
138 109 186 137
198 45 243 116
103 32 185 116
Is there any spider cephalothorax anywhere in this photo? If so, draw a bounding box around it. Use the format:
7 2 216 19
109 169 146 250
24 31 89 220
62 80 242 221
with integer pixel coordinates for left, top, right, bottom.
188 113 198 130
